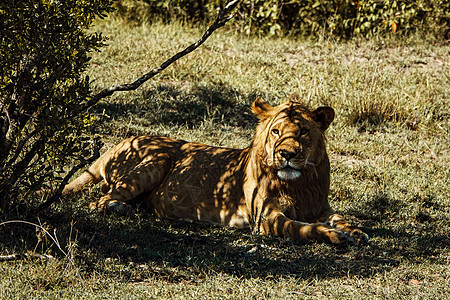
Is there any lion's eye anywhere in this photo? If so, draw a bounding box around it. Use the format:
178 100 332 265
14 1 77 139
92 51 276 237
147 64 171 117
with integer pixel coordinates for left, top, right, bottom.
271 129 280 136
300 128 309 136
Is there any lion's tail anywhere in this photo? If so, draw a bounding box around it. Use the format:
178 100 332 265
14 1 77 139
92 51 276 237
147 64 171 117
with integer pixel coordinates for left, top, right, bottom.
62 160 103 195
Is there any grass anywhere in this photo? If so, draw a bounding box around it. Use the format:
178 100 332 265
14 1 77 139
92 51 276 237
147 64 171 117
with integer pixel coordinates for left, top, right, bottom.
1 15 449 299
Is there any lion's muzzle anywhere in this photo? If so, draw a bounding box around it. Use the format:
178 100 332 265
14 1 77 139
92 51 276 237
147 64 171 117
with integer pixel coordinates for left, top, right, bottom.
277 166 302 181
273 145 305 181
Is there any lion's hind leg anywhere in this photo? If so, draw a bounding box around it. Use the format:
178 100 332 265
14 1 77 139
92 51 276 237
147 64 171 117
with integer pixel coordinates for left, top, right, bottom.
90 158 170 217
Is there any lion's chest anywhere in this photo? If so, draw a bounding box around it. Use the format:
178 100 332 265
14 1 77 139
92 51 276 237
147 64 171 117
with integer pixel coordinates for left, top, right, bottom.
281 184 331 222
269 165 331 223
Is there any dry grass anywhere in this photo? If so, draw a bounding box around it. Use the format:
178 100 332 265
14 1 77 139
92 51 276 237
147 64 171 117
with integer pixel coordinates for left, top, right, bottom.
0 16 449 299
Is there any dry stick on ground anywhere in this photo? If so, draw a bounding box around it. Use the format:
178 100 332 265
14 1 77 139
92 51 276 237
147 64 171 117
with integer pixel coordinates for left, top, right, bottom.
78 0 240 113
0 253 56 261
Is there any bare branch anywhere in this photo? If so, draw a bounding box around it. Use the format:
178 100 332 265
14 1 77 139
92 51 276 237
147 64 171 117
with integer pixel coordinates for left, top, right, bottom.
0 129 39 173
78 0 240 113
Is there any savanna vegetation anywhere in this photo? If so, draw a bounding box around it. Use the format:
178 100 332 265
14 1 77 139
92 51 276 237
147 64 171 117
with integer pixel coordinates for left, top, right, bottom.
117 0 450 38
1 0 449 298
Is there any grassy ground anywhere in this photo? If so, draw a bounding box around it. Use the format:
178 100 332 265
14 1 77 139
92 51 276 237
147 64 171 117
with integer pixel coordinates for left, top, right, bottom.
1 16 449 299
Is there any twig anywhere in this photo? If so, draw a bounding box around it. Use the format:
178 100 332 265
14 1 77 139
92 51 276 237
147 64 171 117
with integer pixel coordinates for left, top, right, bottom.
87 232 97 248
76 0 240 113
0 253 55 262
0 220 68 259
0 128 39 173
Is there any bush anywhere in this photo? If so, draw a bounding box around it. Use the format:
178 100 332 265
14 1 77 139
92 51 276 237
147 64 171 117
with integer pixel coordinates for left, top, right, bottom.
115 0 449 39
0 0 114 210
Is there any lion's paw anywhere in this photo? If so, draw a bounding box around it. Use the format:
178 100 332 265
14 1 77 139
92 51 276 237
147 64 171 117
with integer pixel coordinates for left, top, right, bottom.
348 228 369 244
106 201 136 218
323 227 354 245
89 200 135 218
89 201 102 212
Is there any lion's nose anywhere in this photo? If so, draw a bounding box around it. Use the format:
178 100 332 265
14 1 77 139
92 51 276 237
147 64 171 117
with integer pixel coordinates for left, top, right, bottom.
280 150 296 160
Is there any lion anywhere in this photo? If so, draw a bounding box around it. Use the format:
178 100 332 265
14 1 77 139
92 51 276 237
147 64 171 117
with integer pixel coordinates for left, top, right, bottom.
62 96 368 245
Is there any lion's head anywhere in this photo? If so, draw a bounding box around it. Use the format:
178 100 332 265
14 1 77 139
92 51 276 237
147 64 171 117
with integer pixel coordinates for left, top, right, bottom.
250 95 335 181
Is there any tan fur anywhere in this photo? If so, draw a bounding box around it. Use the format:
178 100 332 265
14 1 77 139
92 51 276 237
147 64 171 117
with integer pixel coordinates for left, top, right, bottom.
64 96 368 244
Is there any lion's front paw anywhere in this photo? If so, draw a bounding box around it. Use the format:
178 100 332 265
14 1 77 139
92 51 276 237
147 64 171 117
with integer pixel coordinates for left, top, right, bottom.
89 201 102 212
89 199 136 218
106 201 136 218
328 214 369 244
325 228 354 245
348 228 369 244
316 225 354 246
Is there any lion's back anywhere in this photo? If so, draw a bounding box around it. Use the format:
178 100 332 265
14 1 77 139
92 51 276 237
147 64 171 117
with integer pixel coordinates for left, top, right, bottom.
101 136 187 182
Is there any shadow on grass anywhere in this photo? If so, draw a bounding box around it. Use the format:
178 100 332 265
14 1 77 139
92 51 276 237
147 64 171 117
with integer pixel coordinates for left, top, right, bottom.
92 83 256 136
2 83 447 282
1 195 449 284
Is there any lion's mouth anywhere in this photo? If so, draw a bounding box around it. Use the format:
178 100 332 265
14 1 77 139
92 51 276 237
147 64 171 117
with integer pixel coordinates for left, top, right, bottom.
276 166 302 181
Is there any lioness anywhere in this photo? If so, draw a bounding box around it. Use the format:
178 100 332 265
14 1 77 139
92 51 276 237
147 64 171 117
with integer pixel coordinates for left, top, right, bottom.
64 96 368 245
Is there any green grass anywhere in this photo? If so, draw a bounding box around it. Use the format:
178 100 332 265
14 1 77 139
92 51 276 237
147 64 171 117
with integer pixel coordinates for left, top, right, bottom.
1 16 449 299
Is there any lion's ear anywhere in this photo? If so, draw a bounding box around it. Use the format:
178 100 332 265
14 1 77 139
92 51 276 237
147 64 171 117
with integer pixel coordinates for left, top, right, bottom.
288 94 301 103
251 97 273 120
312 106 335 131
